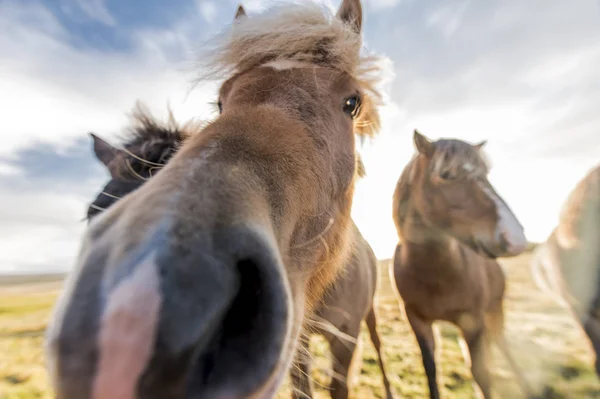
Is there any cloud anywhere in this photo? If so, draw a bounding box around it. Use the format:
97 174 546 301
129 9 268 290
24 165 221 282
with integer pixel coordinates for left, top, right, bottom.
0 139 105 272
198 1 218 22
0 163 23 177
425 0 470 38
0 1 217 157
0 0 218 272
349 0 600 257
69 0 116 26
0 185 92 273
2 0 600 268
363 0 403 11
0 213 87 274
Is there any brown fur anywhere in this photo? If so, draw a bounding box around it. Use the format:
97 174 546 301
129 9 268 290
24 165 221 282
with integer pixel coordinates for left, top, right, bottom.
46 2 383 398
290 223 393 399
532 165 600 376
391 131 533 399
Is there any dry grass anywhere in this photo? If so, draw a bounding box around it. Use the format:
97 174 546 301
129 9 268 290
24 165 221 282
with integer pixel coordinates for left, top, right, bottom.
1 253 599 399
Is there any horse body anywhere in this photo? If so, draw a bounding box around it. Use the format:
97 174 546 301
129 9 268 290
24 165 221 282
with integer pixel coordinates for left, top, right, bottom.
394 239 505 325
45 1 383 398
391 130 532 399
291 223 393 399
532 164 600 375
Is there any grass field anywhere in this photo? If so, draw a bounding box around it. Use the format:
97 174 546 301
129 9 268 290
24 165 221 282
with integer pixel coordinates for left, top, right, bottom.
1 253 599 398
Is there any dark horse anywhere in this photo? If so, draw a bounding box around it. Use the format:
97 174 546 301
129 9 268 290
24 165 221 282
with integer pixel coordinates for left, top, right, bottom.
45 1 384 397
531 164 600 377
85 104 392 399
85 104 192 221
392 130 535 399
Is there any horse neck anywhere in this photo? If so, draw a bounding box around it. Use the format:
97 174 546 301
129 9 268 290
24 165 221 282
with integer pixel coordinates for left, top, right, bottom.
400 208 463 271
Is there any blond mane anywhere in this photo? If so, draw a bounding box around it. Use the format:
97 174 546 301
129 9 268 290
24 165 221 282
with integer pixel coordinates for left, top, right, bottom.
196 1 382 136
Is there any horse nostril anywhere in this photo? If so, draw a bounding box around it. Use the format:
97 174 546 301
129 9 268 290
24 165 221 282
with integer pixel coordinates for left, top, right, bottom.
223 259 264 337
194 258 264 383
185 235 290 399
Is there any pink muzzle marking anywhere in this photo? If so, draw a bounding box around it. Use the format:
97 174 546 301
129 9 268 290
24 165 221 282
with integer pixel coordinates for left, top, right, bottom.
92 254 162 399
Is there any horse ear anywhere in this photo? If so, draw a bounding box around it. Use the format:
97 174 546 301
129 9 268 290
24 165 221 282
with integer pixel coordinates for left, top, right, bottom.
234 5 247 21
413 129 434 157
474 140 487 151
336 0 362 33
90 133 120 168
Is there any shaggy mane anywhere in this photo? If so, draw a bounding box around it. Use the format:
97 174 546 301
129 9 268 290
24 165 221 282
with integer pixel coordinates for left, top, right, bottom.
197 1 383 136
111 102 203 177
430 139 490 179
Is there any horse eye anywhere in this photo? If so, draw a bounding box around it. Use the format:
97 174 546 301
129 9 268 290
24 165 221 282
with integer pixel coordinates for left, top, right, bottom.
440 171 454 180
218 100 223 114
343 95 361 118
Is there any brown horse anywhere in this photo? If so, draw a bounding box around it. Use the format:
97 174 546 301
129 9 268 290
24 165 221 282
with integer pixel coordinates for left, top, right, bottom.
45 1 383 398
290 218 393 398
531 164 600 376
84 104 392 399
391 130 533 399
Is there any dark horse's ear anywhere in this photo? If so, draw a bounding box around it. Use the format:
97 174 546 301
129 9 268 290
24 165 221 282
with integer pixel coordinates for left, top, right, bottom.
413 129 434 157
234 5 247 21
336 0 362 33
474 140 487 151
90 133 120 168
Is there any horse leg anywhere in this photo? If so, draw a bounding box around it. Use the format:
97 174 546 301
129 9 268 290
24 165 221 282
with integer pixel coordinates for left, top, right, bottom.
460 317 492 399
366 305 394 399
486 305 537 398
290 335 313 399
405 305 440 399
583 314 600 377
327 324 360 399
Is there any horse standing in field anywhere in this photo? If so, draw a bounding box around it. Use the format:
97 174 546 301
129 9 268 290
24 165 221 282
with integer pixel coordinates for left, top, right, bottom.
45 1 384 398
391 130 534 399
531 164 600 377
86 104 393 399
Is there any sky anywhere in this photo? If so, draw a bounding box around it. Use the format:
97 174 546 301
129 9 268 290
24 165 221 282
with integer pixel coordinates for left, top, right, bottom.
0 0 599 273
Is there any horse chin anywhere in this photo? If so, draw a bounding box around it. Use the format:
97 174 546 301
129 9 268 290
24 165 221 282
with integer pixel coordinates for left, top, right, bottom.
467 237 498 259
478 243 498 259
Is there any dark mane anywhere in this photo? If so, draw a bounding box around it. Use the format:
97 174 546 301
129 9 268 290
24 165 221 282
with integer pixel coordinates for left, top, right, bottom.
86 103 201 221
111 102 201 179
